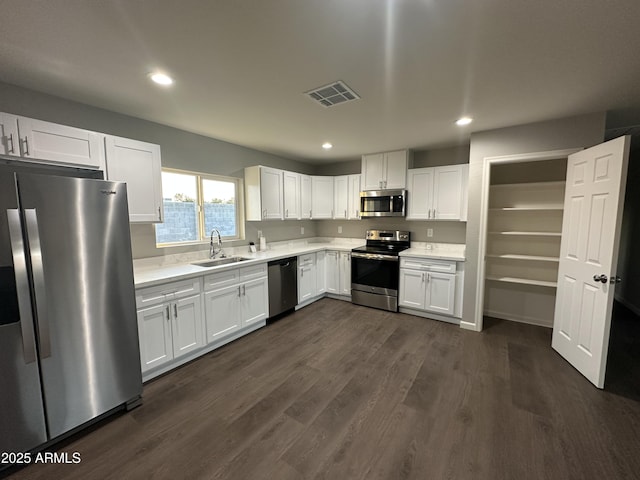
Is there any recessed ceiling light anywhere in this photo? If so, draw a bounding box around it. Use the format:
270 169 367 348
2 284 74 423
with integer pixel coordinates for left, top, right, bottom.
322 142 333 150
150 72 174 86
456 116 473 126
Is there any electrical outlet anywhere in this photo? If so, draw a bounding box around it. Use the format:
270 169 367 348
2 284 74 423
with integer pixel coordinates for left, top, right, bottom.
427 228 433 238
338 226 343 234
257 230 262 238
301 226 305 235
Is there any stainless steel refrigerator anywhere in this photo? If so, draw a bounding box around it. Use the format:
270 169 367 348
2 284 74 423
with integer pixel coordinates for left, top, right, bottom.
0 158 142 456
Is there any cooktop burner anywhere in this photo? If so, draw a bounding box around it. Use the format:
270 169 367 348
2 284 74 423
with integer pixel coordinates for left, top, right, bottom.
351 229 411 256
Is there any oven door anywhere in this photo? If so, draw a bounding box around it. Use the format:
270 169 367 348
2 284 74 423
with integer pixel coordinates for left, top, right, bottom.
351 252 399 295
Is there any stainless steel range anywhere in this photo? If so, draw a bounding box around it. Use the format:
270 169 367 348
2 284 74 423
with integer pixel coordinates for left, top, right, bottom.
351 229 410 312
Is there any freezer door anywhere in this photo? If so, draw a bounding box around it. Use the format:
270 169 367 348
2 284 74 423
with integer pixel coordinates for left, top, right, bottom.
0 171 47 453
17 173 142 439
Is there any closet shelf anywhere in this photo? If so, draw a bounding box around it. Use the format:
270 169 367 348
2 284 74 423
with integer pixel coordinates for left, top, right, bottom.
486 254 560 262
486 276 558 288
488 231 562 237
490 181 565 189
489 206 563 211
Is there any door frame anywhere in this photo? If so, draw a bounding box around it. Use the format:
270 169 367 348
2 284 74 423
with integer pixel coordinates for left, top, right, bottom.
473 148 582 331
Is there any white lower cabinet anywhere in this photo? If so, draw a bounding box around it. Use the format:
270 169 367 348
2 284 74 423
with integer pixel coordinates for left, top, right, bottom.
298 253 317 303
339 251 351 296
204 263 269 344
325 250 351 296
136 278 204 373
399 257 459 318
316 251 326 295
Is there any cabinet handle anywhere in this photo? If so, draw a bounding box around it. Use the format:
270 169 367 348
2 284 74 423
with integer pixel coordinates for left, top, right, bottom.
301 269 304 277
7 133 15 154
433 208 436 218
238 286 242 297
263 209 267 218
421 273 425 283
22 136 30 156
173 304 178 318
285 209 288 218
158 206 162 221
242 284 246 296
166 305 170 321
344 209 347 218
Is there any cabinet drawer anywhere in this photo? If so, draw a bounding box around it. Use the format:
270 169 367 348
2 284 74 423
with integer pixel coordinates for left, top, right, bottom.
136 278 202 308
400 257 456 274
204 269 240 291
298 253 316 266
239 263 267 281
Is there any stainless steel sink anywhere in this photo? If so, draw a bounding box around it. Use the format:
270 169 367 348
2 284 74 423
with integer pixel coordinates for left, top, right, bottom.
191 256 250 268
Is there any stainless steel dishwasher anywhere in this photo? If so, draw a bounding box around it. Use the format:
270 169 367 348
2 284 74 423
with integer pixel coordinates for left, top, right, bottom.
268 256 298 318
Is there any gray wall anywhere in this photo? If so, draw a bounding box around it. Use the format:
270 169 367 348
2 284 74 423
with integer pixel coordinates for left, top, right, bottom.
463 112 606 330
0 81 320 258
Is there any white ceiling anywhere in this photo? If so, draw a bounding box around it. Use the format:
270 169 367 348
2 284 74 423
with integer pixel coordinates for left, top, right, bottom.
1 1 640 164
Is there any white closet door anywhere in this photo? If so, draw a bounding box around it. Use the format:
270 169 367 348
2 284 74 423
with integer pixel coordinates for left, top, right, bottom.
552 136 630 388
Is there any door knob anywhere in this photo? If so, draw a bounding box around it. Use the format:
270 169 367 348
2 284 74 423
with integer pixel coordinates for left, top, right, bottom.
593 274 608 284
610 276 622 284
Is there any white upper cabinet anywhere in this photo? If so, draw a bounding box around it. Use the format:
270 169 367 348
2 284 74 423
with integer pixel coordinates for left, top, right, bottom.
311 176 334 219
283 170 301 220
333 175 349 219
0 113 19 156
347 174 361 220
300 174 312 219
1 114 106 170
105 135 163 223
406 168 434 220
244 166 284 221
406 164 468 221
361 149 411 190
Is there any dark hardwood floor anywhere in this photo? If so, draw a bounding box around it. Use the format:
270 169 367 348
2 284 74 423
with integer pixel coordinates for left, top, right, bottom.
5 298 640 480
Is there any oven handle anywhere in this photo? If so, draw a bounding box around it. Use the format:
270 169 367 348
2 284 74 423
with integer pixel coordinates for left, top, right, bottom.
351 252 399 262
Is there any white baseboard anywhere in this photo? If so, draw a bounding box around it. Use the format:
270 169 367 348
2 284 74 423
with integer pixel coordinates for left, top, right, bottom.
460 320 480 331
484 309 553 328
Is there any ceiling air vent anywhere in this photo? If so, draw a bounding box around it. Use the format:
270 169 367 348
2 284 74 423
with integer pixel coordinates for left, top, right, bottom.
305 81 360 108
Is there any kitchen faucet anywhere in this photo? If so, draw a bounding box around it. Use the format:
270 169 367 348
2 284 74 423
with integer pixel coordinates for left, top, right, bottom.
209 229 223 258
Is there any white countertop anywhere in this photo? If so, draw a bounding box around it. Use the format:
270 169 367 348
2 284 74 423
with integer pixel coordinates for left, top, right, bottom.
400 242 466 261
134 239 361 289
134 238 466 289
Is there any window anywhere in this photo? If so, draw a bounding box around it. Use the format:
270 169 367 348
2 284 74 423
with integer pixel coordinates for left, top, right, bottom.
155 169 243 245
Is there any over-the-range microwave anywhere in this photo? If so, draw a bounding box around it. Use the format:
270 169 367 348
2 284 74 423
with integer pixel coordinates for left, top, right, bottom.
359 189 406 217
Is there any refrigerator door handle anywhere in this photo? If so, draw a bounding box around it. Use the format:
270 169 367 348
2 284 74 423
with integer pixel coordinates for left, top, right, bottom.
24 208 52 359
7 209 37 364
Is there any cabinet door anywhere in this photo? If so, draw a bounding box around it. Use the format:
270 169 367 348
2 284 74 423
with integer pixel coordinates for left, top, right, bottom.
424 272 456 315
137 303 173 372
311 176 334 219
361 153 385 190
333 175 349 219
0 113 19 156
171 294 204 359
406 168 434 220
398 269 426 309
347 174 361 219
339 252 351 295
105 136 163 223
316 250 327 294
326 251 339 294
18 117 105 170
204 285 241 343
300 174 312 219
241 277 268 327
260 167 284 220
433 165 464 220
384 150 408 189
298 264 316 303
283 171 301 220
